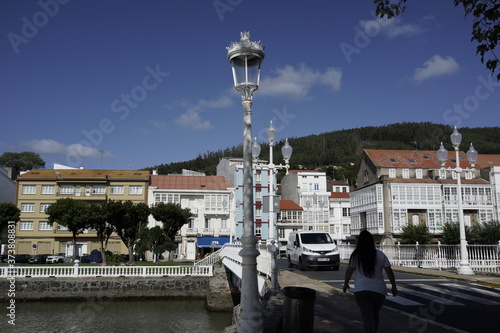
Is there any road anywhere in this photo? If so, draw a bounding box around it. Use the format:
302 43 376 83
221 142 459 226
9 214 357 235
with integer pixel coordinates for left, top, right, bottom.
277 258 500 332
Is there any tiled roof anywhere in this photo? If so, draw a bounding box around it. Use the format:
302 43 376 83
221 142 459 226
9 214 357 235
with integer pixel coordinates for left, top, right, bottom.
18 169 150 179
329 192 350 199
280 200 303 210
364 149 500 169
328 180 349 185
150 175 232 190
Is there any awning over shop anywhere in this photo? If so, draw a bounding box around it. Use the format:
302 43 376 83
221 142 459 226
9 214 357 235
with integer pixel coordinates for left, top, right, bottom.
197 237 230 248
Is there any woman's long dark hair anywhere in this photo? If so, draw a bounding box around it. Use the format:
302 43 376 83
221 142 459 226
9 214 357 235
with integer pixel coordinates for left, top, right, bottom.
349 230 377 277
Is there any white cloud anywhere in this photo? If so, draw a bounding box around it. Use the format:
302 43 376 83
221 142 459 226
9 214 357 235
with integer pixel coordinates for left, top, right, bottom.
23 139 114 160
175 109 213 130
259 64 342 100
359 16 424 39
173 96 232 131
412 55 460 83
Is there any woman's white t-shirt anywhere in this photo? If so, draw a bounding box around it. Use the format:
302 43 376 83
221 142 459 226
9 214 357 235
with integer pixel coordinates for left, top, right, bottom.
349 250 391 296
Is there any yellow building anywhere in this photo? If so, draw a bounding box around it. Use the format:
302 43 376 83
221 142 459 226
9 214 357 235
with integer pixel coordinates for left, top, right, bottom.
14 169 150 257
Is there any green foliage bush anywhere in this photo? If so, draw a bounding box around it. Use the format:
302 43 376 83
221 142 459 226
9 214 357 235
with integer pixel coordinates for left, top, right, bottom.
105 253 125 266
399 224 432 244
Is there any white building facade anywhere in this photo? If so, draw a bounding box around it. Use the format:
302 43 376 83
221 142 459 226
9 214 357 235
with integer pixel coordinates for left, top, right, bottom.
148 174 234 260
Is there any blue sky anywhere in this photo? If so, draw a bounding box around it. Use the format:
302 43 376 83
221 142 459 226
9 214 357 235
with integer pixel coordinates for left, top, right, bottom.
1 0 499 170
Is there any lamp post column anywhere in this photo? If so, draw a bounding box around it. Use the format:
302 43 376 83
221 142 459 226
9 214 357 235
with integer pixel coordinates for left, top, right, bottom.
239 99 263 331
267 136 279 294
454 146 474 275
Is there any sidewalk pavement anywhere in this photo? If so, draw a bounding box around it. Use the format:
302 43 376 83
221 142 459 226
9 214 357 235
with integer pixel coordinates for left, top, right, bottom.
277 265 500 333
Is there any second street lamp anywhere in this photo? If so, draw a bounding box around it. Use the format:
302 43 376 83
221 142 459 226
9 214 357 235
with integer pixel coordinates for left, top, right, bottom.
253 121 293 294
437 127 478 275
227 31 265 332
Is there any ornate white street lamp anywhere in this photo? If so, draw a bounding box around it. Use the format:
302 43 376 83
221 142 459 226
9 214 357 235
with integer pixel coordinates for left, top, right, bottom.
253 121 293 294
437 127 478 275
227 31 265 332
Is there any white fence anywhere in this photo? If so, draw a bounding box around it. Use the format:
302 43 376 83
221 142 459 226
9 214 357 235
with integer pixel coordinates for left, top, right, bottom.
214 243 273 279
0 264 213 278
339 242 500 275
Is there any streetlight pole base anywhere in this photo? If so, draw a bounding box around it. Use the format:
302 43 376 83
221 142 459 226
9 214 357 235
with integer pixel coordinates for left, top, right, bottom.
457 264 475 275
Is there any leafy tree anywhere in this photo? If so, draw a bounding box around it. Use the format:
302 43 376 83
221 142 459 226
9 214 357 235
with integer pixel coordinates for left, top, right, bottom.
470 220 500 244
135 226 170 262
374 0 500 80
0 152 45 171
0 202 20 248
45 198 92 261
87 202 113 263
106 200 150 263
150 202 192 260
399 224 432 244
441 221 472 244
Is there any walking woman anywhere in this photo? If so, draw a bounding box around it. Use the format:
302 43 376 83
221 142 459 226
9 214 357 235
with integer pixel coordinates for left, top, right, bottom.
343 230 398 333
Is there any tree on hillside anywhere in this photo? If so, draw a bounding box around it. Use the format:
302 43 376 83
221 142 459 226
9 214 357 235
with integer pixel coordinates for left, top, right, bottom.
374 0 500 80
0 152 45 171
0 202 20 248
106 200 150 263
150 202 192 260
46 198 92 261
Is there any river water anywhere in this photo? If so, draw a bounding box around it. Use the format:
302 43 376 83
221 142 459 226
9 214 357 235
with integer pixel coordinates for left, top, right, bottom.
4 299 233 333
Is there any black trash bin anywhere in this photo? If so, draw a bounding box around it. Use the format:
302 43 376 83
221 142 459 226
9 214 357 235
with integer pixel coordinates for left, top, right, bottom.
282 286 316 333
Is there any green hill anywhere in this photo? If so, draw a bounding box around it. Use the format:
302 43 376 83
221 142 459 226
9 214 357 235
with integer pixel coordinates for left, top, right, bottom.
145 122 500 184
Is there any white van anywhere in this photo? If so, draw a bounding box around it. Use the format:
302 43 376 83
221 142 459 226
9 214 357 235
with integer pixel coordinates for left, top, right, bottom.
286 230 340 271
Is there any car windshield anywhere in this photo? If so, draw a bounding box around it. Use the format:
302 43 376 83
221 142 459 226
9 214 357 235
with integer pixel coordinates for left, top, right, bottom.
300 233 333 244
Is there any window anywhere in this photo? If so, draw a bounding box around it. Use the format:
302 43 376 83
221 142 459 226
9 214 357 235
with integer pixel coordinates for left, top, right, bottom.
205 218 210 228
389 169 396 178
129 186 143 195
38 221 52 231
255 224 262 237
92 185 106 195
20 221 34 230
60 185 74 195
221 219 227 229
40 203 51 213
465 170 473 179
22 185 36 195
58 224 69 231
402 169 410 179
41 185 55 194
342 208 350 217
416 169 423 179
110 186 124 195
21 203 35 213
205 194 228 211
390 159 397 163
314 183 319 191
155 193 180 204
439 169 446 179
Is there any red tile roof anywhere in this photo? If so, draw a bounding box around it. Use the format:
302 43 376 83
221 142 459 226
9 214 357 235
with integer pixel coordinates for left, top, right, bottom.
280 200 303 210
364 149 500 169
329 192 350 199
150 175 232 190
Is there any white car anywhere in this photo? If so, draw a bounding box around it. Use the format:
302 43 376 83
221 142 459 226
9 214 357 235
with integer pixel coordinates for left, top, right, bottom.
46 253 66 264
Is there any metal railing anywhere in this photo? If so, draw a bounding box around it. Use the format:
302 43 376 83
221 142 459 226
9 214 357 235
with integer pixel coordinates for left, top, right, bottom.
338 242 500 275
0 264 213 278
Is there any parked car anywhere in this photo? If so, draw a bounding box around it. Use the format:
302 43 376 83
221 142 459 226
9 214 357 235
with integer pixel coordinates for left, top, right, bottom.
14 254 32 263
28 254 50 264
46 253 66 264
